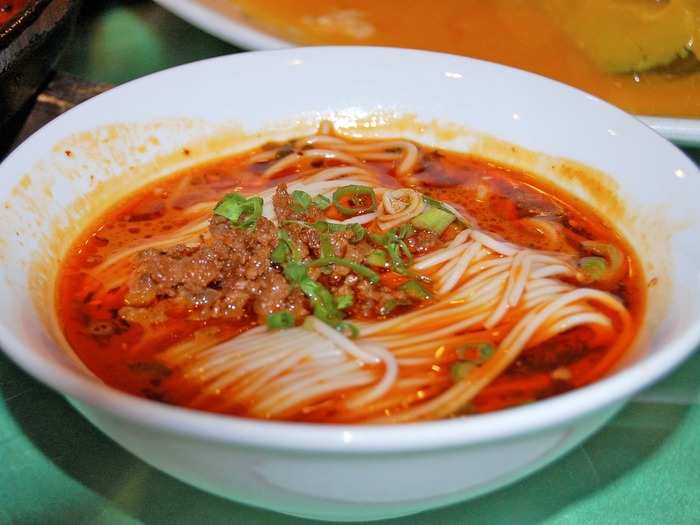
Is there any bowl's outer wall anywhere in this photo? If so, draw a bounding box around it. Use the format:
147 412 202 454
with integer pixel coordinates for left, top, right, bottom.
0 0 80 128
73 399 622 521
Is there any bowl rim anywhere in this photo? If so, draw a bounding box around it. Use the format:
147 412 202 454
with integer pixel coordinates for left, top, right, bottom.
2 46 700 453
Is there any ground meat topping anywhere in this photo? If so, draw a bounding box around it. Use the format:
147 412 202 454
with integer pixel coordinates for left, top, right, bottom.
123 215 289 322
272 184 325 223
406 229 440 255
121 184 444 327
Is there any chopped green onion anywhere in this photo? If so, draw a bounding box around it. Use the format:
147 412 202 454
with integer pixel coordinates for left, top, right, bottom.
398 239 413 261
456 342 495 364
379 298 411 316
283 262 345 330
423 195 447 210
380 299 398 316
332 185 377 216
399 280 432 301
412 206 455 235
578 256 608 281
266 311 295 329
303 281 343 326
310 221 366 243
310 221 343 233
313 194 331 210
271 242 289 264
396 223 414 240
424 196 469 226
213 193 263 229
365 250 388 267
450 361 476 381
271 230 300 264
283 261 308 283
290 191 330 212
348 223 367 242
336 294 354 310
337 321 359 338
387 241 412 274
308 256 380 284
370 226 414 275
292 190 313 211
320 233 335 258
213 194 244 220
423 195 458 216
580 241 624 282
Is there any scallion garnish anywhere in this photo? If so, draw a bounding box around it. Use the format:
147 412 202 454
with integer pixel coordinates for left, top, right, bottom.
307 221 366 243
283 261 308 283
283 262 348 333
266 311 295 329
456 342 495 364
451 342 494 381
423 195 469 226
308 256 380 284
399 279 432 301
337 321 359 338
578 241 623 282
332 185 377 216
271 230 301 264
313 194 331 210
370 225 414 275
348 223 366 242
379 298 411 316
336 294 354 310
213 193 263 229
578 256 608 281
271 242 289 264
365 250 388 268
412 206 455 235
319 233 335 258
292 190 313 211
450 361 476 381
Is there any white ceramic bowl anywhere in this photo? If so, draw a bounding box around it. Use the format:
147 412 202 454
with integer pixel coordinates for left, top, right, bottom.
1 48 699 522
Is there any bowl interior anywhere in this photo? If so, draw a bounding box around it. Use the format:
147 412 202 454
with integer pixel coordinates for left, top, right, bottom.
0 47 699 448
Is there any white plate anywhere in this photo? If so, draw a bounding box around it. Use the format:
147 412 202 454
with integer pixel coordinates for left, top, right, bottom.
153 0 700 148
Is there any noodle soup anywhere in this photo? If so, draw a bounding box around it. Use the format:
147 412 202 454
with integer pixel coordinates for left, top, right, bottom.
57 122 644 423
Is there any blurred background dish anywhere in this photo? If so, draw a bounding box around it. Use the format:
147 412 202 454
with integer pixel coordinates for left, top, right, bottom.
153 0 700 145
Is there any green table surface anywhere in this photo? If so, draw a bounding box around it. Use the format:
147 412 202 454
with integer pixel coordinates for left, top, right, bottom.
3 2 700 524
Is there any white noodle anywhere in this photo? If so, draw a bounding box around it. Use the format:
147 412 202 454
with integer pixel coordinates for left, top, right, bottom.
345 344 399 409
327 212 377 225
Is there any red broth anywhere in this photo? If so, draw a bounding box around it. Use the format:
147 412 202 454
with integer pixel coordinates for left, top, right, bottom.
57 136 644 422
